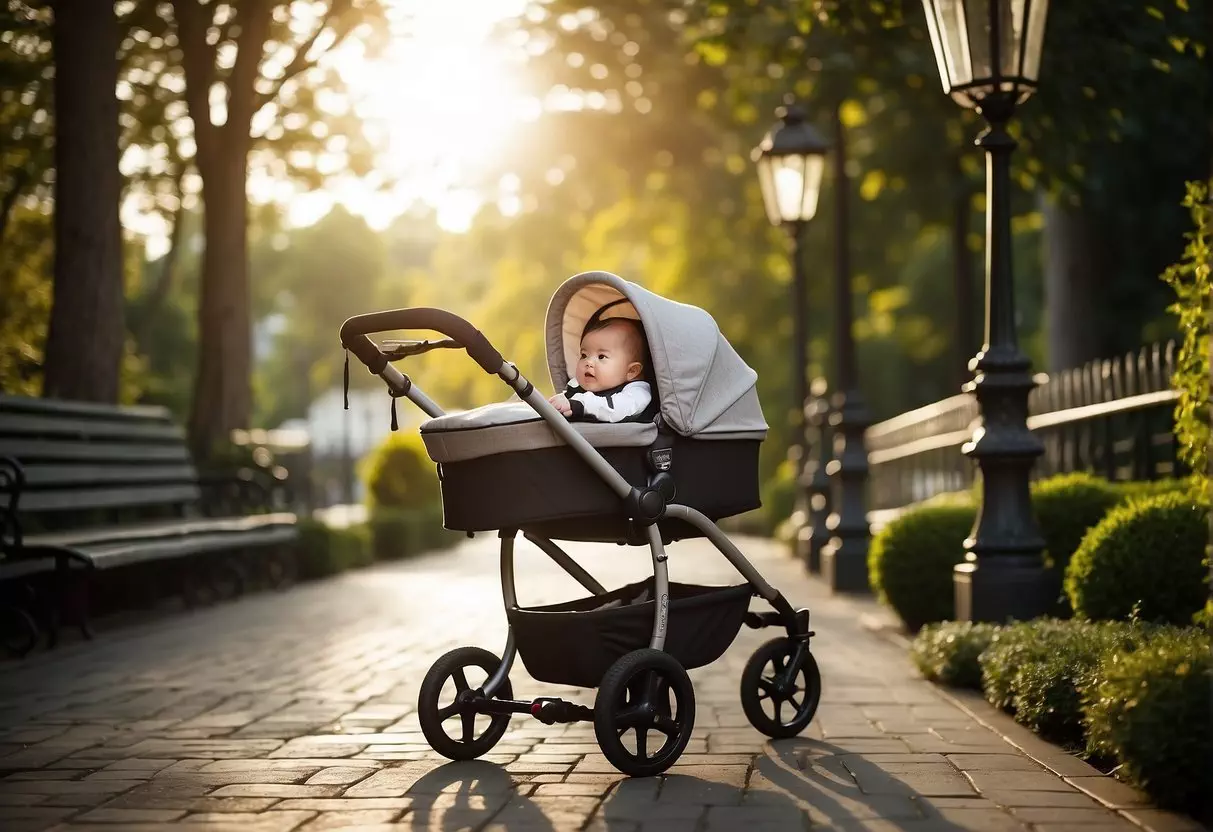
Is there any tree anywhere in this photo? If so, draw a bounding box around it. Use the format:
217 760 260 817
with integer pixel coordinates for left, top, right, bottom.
41 0 125 403
134 0 388 459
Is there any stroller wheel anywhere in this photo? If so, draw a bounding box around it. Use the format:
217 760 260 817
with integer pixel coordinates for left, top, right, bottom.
740 637 821 738
418 646 514 761
594 648 695 777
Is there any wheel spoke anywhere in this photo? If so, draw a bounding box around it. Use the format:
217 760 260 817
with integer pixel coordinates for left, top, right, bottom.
437 702 461 720
789 693 803 710
774 699 784 725
757 677 777 695
616 705 646 729
654 715 679 736
453 667 470 692
643 670 663 707
460 711 476 743
636 727 649 759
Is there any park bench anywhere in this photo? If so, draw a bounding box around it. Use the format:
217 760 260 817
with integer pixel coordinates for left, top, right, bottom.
0 394 299 657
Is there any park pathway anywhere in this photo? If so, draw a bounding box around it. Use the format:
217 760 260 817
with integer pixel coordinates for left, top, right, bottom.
0 534 1199 831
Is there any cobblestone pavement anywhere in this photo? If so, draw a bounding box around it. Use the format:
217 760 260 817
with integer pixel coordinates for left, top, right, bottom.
0 535 1185 832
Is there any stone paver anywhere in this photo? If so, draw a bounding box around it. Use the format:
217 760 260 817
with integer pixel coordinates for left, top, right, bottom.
0 534 1191 831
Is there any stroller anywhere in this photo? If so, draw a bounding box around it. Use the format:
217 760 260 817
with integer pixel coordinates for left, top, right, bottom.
340 271 820 777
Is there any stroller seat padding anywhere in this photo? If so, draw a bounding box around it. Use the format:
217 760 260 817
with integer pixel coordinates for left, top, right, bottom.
421 402 656 464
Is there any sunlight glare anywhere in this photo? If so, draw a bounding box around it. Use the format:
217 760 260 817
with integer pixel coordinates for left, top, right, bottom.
280 0 534 234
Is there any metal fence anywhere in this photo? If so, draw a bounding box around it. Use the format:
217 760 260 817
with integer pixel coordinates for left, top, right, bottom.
865 342 1183 517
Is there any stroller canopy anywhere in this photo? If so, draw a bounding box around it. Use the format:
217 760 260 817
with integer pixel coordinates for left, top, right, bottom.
545 271 768 439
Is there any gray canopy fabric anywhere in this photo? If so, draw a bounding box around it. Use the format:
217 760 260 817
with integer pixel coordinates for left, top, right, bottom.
545 271 768 439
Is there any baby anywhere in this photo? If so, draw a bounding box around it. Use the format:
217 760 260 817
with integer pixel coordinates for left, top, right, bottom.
548 318 653 423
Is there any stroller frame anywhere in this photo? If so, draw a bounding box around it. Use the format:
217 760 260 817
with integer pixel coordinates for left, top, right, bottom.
342 307 820 777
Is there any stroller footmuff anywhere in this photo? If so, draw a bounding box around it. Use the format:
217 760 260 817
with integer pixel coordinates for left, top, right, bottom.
339 271 822 777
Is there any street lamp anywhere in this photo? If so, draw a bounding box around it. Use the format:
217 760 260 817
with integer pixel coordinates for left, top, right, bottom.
818 100 873 595
922 0 1052 621
753 100 829 550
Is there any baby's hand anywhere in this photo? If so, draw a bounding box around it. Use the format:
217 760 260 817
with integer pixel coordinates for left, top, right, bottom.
548 393 572 415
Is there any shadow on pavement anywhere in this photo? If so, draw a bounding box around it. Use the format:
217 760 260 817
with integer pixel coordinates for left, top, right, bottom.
401 760 554 831
751 738 973 831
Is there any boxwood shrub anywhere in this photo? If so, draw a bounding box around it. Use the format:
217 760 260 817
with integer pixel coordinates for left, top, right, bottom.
295 518 372 580
1065 491 1210 624
1084 627 1213 817
979 619 1145 748
910 620 1000 689
868 502 977 631
1030 473 1123 573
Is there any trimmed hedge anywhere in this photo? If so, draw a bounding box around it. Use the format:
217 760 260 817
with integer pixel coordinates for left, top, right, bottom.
868 502 976 632
910 620 999 689
295 519 372 580
370 505 463 561
1065 491 1210 624
362 432 441 511
979 619 1144 748
1085 627 1213 817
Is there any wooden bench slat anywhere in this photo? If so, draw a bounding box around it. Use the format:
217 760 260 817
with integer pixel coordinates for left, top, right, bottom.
73 525 299 570
18 484 201 512
0 394 172 422
0 413 185 442
0 439 193 465
26 513 297 549
22 464 199 489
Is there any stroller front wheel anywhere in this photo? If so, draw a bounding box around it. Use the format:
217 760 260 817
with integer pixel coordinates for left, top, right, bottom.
418 646 514 761
594 648 695 777
740 637 821 738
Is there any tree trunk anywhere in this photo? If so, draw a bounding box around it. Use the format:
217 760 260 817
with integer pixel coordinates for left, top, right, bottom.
41 0 124 403
188 144 252 461
1040 192 1103 373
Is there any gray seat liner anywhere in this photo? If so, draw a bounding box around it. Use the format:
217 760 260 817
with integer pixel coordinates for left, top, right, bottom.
421 402 656 464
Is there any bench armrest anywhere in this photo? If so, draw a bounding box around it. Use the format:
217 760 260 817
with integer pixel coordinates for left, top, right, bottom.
0 456 25 552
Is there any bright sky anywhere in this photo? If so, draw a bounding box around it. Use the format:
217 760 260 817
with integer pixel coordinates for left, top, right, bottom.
260 0 535 234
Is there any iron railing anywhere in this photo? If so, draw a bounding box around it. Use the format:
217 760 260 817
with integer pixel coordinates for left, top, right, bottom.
866 342 1183 516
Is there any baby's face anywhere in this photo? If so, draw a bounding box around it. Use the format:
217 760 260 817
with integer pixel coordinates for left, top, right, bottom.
576 323 642 392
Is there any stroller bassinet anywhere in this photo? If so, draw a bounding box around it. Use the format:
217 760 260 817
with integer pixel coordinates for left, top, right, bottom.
419 272 769 543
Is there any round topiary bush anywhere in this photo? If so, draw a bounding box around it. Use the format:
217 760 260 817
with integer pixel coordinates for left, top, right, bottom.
362 432 441 511
1084 627 1213 817
1065 491 1210 624
1030 472 1123 573
868 502 977 631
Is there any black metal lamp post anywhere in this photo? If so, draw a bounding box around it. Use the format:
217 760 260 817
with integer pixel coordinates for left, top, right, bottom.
753 100 829 548
921 0 1052 621
819 101 872 594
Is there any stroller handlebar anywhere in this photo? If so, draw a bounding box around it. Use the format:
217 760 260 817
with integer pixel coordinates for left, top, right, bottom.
339 308 505 375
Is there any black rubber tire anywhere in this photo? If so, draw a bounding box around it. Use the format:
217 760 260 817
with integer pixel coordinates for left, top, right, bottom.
594 648 695 777
740 637 822 739
418 646 513 761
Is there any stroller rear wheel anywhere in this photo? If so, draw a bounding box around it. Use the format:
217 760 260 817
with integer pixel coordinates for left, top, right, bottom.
418 646 514 761
594 648 695 777
740 637 821 738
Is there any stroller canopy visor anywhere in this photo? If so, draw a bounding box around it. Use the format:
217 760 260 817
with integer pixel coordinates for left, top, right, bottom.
545 271 768 438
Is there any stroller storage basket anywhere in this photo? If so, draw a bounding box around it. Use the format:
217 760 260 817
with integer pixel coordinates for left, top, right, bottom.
507 579 753 689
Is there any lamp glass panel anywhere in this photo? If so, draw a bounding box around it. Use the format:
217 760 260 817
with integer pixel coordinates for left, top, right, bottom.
964 0 993 84
921 0 953 93
756 154 782 226
935 0 974 88
773 155 808 223
1021 0 1048 82
799 154 825 222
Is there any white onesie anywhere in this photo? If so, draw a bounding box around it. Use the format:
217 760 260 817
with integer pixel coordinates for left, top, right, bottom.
564 380 653 423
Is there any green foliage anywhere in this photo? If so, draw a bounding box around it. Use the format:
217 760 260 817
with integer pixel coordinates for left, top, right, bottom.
369 505 461 561
979 619 1144 748
868 502 977 631
760 458 799 539
910 621 1000 690
1160 180 1212 494
295 518 372 580
361 432 440 512
1031 473 1124 573
1065 491 1211 624
1085 627 1213 816
1115 478 1192 502
0 207 50 394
